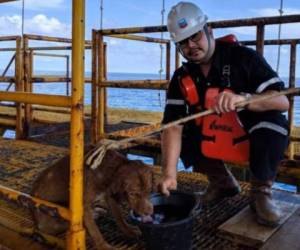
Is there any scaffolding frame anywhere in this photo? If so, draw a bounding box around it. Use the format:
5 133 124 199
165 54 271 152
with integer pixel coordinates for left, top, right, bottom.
0 1 86 249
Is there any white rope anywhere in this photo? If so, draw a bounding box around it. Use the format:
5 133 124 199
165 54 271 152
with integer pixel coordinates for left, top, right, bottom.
276 0 284 73
158 0 166 107
100 0 104 30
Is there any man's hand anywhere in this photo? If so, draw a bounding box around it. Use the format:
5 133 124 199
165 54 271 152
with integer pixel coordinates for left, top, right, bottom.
158 175 177 196
213 92 246 114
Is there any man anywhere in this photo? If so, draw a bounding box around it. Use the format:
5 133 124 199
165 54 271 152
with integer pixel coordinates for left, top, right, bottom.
159 2 289 227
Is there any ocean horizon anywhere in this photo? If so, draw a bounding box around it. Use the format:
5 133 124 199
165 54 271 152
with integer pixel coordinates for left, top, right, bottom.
0 71 299 125
0 71 298 192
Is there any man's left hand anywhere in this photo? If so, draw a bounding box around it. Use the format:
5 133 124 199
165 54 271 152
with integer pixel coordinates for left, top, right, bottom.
213 92 246 114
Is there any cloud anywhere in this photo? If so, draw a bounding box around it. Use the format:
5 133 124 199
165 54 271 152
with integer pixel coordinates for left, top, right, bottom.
27 14 70 36
8 0 65 11
0 15 22 35
0 14 70 37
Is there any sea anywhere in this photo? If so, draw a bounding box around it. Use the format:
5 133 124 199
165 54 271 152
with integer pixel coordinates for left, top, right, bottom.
0 72 299 192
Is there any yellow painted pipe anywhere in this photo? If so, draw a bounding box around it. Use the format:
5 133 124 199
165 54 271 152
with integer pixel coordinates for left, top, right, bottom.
0 35 19 41
99 79 168 90
67 0 86 249
91 29 98 144
0 184 70 220
0 91 71 107
15 36 23 139
24 33 91 45
108 34 170 43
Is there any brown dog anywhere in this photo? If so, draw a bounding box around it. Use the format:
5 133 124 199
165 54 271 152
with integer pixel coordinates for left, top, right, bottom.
31 149 154 250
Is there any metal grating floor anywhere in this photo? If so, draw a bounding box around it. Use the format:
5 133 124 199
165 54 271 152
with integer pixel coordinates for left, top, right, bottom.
96 170 254 250
0 169 254 250
0 138 255 249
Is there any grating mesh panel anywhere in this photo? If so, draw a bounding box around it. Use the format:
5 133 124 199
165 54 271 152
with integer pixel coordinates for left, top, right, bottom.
91 170 254 250
0 138 256 249
0 138 67 193
0 169 255 250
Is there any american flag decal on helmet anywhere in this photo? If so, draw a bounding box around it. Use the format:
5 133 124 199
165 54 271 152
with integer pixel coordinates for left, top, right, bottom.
178 18 188 28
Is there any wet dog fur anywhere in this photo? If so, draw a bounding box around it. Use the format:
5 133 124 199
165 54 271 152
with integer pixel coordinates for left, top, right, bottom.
31 149 154 250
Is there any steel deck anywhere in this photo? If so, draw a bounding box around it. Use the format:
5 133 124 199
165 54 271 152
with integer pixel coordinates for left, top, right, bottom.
0 138 299 249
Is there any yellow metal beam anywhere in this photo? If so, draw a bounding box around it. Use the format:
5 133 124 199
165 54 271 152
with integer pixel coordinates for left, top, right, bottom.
0 184 70 220
66 0 86 249
0 91 71 107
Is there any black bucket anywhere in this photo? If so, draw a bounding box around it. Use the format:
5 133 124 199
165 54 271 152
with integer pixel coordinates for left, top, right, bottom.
130 191 201 250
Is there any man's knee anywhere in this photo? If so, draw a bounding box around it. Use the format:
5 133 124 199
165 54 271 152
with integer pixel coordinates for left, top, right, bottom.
193 158 225 173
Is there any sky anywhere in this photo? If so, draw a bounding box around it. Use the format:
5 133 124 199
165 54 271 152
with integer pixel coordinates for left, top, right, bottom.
0 0 299 77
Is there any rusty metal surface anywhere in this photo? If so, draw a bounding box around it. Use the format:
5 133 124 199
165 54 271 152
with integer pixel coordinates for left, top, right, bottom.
0 138 68 193
0 136 252 249
93 170 254 250
100 15 300 35
0 163 253 250
0 128 298 249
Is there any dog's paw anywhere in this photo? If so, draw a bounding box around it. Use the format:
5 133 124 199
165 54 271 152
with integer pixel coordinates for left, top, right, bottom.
123 225 142 238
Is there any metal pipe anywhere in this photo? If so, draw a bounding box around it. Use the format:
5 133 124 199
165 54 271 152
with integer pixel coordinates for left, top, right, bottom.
288 42 297 160
91 29 98 144
67 0 86 249
0 45 93 51
24 33 91 45
2 37 300 52
108 34 170 43
241 38 300 46
99 79 169 90
166 42 171 80
100 15 300 35
97 32 105 135
256 24 265 55
66 55 70 96
23 36 30 138
0 118 16 127
30 76 91 83
33 52 69 58
15 37 23 139
103 43 108 126
0 36 19 41
0 184 70 220
0 91 71 107
211 14 300 28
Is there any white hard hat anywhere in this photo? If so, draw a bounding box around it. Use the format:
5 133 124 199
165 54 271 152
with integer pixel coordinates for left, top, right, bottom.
167 2 208 43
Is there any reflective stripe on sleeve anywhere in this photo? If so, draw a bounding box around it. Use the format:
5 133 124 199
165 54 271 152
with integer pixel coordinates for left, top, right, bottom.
166 99 185 105
248 121 288 136
255 77 281 93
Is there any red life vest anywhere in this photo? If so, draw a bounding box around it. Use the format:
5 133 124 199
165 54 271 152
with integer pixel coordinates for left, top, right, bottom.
201 88 249 163
179 35 250 163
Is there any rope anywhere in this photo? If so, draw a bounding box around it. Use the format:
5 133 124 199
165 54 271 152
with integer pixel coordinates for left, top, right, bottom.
100 0 104 30
158 0 165 107
276 0 284 73
86 87 300 169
